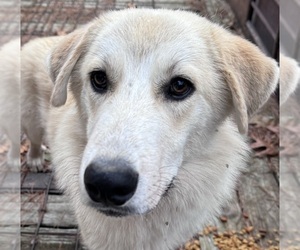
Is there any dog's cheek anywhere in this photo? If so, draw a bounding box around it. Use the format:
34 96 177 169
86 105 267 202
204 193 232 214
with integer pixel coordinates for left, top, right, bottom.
185 98 213 142
68 73 92 128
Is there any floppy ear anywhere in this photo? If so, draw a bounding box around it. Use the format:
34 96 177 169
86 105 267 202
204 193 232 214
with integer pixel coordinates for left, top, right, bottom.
48 28 90 107
280 54 300 105
213 29 279 134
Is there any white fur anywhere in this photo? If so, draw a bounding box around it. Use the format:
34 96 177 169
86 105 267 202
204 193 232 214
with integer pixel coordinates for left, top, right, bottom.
0 37 62 171
280 54 300 105
21 36 62 171
0 39 20 170
46 9 279 250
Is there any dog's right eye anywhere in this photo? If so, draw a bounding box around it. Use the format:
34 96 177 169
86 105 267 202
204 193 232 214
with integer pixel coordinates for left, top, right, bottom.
90 71 108 93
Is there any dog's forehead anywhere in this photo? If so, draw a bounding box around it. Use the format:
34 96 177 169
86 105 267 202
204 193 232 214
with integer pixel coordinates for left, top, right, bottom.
99 9 202 40
96 11 208 51
85 10 211 70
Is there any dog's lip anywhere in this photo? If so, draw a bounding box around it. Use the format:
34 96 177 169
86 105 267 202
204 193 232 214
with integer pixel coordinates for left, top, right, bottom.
87 202 135 217
98 208 129 217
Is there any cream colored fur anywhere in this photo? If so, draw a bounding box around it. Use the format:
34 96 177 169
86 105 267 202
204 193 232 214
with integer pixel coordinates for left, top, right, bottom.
0 37 63 170
0 39 20 169
21 36 62 171
46 9 279 250
280 54 300 105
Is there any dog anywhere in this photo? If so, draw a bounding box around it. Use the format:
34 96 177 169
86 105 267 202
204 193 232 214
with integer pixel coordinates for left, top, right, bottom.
0 37 64 170
21 36 63 171
0 38 20 169
45 9 279 250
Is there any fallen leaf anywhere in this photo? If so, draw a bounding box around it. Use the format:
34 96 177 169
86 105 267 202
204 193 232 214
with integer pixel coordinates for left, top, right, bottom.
248 124 279 157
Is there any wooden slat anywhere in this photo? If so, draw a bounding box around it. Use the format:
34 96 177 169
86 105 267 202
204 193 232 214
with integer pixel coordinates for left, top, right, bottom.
237 157 279 248
22 173 61 194
0 172 20 191
0 193 20 226
22 194 77 228
21 226 80 250
43 195 77 228
22 193 44 226
0 231 20 250
280 157 300 248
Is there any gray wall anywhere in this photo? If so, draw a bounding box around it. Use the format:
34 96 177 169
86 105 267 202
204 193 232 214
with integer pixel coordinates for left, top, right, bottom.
280 0 300 60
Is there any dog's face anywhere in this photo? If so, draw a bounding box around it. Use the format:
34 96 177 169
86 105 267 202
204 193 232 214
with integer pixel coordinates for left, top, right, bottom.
48 9 278 216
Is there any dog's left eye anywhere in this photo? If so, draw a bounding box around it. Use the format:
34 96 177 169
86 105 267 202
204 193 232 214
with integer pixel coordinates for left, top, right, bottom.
166 77 194 100
90 71 108 93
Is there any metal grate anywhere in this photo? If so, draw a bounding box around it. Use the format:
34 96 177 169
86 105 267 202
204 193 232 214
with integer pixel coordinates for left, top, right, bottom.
21 0 208 44
21 171 86 250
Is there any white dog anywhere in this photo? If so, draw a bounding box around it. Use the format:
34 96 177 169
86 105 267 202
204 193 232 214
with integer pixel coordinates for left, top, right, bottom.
0 39 20 169
0 37 64 170
45 9 278 250
0 37 62 170
21 36 62 171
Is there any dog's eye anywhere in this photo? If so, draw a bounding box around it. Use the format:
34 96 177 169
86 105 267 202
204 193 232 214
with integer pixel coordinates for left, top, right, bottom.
167 77 194 100
90 71 108 93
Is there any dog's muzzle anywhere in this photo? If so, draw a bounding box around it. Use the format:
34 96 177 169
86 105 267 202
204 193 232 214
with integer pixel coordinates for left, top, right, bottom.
84 158 139 207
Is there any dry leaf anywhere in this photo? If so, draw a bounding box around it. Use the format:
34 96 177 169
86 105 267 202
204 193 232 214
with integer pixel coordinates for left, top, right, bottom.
248 124 279 157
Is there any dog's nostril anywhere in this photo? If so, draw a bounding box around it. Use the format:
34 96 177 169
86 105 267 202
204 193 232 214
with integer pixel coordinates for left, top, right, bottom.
84 159 139 206
85 183 102 202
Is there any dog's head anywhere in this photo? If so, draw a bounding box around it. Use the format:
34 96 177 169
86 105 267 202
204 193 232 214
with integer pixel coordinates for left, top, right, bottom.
48 9 279 216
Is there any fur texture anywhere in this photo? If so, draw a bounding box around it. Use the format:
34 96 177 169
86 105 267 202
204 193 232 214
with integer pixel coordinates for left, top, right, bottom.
280 54 300 105
46 9 279 250
21 36 62 171
0 39 20 169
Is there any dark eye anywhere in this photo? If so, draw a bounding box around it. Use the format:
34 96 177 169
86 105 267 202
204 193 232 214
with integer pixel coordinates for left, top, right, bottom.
166 77 194 100
90 71 108 93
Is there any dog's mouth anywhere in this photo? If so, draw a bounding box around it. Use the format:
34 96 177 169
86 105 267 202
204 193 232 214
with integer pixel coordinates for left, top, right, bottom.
98 208 130 217
88 202 136 217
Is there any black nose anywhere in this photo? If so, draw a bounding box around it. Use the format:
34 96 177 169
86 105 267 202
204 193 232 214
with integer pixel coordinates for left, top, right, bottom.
84 159 139 206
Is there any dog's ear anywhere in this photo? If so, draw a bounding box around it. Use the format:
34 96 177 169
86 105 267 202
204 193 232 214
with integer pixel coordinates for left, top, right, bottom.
48 28 90 107
213 29 279 134
280 54 300 105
